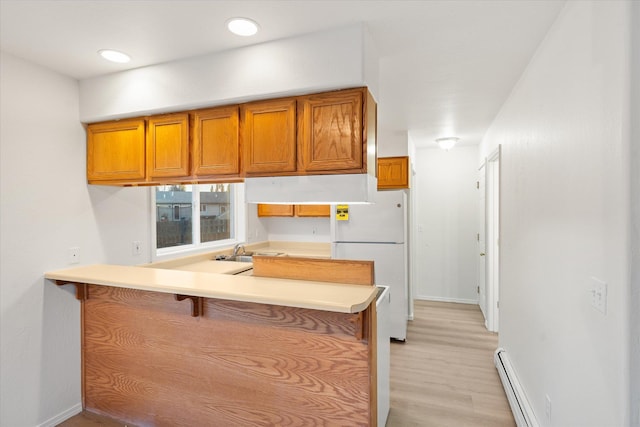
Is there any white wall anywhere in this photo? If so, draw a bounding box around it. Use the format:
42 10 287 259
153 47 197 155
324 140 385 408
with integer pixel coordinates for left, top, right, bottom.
479 2 634 425
260 217 330 243
413 146 478 303
0 52 151 427
377 129 409 157
79 25 374 122
630 2 640 425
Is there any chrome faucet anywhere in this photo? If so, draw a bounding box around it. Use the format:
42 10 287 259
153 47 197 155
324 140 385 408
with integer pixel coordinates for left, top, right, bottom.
232 243 245 256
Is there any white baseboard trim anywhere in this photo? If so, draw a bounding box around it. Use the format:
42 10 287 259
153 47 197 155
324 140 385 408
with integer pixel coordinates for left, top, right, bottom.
494 348 539 427
37 403 82 427
415 295 478 305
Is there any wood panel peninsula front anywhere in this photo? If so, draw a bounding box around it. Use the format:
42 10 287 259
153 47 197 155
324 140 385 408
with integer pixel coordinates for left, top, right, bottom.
45 256 381 426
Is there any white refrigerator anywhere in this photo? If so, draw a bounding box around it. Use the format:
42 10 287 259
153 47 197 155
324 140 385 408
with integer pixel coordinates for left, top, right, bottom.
331 190 408 341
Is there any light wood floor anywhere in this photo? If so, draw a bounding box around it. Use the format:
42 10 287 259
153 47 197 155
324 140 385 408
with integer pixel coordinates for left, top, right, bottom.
386 300 515 426
58 300 514 427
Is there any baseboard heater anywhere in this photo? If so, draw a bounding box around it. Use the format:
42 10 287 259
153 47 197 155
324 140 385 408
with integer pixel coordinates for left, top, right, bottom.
494 348 539 427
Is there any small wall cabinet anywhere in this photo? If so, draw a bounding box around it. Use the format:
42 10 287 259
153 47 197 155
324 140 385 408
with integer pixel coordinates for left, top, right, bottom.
147 113 190 181
192 106 240 179
87 119 146 184
298 88 364 173
377 156 409 189
258 204 330 217
257 204 295 217
294 205 331 217
242 99 297 175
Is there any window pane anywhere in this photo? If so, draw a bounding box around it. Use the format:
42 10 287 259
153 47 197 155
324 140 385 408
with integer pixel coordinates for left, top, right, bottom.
200 183 232 243
156 185 193 249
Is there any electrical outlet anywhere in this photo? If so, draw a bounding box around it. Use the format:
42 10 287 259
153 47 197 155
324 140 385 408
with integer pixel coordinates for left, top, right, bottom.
545 394 551 423
312 227 317 235
132 240 142 256
590 277 608 315
68 247 80 264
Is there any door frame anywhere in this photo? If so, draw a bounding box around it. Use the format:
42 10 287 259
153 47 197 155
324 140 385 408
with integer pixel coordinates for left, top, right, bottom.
477 162 488 325
486 145 501 332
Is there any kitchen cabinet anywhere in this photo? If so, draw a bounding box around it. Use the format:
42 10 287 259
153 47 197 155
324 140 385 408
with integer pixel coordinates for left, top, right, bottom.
257 204 295 217
258 204 330 217
86 87 376 186
377 156 409 189
87 114 190 185
294 204 330 217
86 119 146 184
147 113 190 180
242 98 297 175
299 88 368 173
192 106 240 178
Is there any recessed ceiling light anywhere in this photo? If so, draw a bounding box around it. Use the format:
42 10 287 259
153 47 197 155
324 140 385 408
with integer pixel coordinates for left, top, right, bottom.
98 49 131 64
227 17 259 36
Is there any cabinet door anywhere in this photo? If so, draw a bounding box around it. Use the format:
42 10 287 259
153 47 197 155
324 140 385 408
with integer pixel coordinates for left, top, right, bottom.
87 119 146 183
192 106 240 177
378 156 409 189
257 204 294 217
294 205 330 217
299 88 363 173
242 99 297 175
147 113 190 179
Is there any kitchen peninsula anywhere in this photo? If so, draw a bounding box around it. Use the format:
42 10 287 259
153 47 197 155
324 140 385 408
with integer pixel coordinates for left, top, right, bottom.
45 252 382 426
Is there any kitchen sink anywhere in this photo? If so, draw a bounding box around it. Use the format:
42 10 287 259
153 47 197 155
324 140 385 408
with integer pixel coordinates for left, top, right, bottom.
217 255 253 262
215 251 285 263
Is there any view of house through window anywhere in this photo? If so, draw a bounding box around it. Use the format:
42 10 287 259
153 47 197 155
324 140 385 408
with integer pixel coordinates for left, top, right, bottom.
155 184 233 250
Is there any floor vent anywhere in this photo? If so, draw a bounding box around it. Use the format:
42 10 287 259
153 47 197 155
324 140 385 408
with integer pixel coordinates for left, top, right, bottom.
494 348 539 427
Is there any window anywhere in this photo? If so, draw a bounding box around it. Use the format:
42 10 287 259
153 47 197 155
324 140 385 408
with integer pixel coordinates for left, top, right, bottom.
154 183 243 256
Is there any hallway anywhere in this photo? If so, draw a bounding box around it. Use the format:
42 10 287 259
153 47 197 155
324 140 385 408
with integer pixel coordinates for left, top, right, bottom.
386 300 515 426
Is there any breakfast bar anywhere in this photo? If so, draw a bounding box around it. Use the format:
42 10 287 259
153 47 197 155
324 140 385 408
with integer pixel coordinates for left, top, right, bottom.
46 256 381 426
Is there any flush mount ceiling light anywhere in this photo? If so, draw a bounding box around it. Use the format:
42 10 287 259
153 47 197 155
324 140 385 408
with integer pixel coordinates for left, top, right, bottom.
98 49 131 63
227 17 259 36
435 137 460 151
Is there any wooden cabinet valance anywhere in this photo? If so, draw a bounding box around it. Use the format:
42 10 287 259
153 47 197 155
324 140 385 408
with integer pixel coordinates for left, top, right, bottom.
86 87 376 186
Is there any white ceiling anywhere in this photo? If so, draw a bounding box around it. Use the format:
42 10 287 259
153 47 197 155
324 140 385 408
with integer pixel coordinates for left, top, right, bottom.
0 0 565 147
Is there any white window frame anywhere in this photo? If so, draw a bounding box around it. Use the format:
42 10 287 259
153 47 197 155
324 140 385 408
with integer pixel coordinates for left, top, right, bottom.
151 183 246 262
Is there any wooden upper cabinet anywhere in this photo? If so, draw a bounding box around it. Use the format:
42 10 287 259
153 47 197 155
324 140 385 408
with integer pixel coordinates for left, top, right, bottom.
257 204 295 217
87 119 146 183
86 87 376 186
378 156 409 189
299 88 364 173
192 106 240 177
242 99 297 175
147 113 190 180
294 205 330 217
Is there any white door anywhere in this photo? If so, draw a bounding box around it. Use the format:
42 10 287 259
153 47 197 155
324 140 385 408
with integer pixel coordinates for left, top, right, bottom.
477 164 488 324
